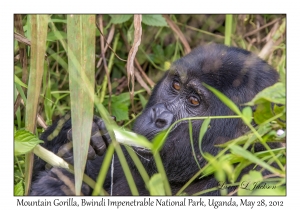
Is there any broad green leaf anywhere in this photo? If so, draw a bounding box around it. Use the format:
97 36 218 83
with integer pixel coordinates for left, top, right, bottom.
104 93 130 121
246 82 286 105
109 15 133 24
67 14 96 196
253 102 273 125
152 44 165 63
274 104 286 122
14 181 24 196
14 130 43 156
242 106 252 124
202 83 242 115
111 103 129 121
238 170 263 195
142 15 168 27
148 174 166 195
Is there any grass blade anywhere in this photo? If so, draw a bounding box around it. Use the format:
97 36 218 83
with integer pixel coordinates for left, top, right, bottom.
67 14 96 195
229 145 281 175
224 14 233 46
203 83 242 115
24 14 48 195
198 117 211 158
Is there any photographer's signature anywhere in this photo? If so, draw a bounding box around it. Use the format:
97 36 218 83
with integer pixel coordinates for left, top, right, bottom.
218 181 276 190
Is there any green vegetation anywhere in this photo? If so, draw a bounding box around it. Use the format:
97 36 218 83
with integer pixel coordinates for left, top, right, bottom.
14 14 286 196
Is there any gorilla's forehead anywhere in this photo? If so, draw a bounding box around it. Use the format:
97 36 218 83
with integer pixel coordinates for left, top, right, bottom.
169 44 259 85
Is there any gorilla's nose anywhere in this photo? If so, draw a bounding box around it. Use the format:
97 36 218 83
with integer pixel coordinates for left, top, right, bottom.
150 103 173 129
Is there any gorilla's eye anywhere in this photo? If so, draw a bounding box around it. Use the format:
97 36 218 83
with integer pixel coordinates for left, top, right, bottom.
172 81 181 91
189 96 199 106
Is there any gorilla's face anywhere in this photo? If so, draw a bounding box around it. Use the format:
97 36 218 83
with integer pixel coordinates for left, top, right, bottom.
132 44 278 182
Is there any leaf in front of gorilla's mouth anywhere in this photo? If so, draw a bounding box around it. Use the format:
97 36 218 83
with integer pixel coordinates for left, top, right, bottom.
113 127 152 150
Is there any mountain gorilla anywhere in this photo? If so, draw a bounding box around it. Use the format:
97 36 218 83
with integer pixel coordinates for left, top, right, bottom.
30 43 279 196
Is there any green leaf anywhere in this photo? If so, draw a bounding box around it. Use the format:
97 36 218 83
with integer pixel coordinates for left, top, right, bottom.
15 83 27 105
14 130 43 156
25 14 48 195
51 18 67 23
109 15 133 24
152 44 165 63
110 93 130 121
103 93 130 121
14 75 28 88
112 103 129 121
253 102 273 125
14 181 24 196
113 127 152 149
238 170 263 195
246 82 286 105
148 174 166 195
274 104 286 122
142 15 168 27
216 123 272 148
202 83 242 115
238 170 285 195
67 14 96 196
33 144 69 169
47 31 67 42
242 107 252 124
152 130 168 153
189 120 200 169
229 145 280 175
199 118 211 158
138 93 148 108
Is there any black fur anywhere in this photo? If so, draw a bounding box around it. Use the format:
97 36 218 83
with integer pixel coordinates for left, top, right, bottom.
30 43 279 196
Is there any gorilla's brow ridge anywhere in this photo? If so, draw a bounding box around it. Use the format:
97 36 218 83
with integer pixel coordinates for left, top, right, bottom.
186 81 203 96
170 60 191 83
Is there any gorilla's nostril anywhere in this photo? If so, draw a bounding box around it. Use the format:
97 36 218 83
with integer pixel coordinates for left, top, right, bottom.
155 119 167 128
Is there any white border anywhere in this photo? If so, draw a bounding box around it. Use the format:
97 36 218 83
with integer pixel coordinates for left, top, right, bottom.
2 0 298 208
